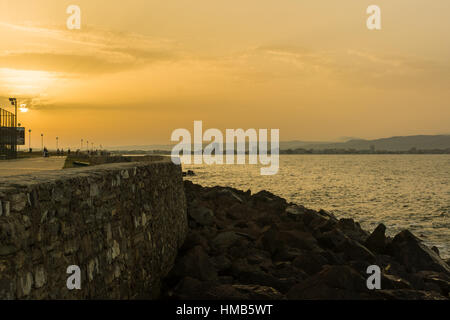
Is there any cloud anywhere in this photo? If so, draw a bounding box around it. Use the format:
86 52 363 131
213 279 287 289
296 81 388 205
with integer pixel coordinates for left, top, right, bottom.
0 51 175 74
0 22 179 75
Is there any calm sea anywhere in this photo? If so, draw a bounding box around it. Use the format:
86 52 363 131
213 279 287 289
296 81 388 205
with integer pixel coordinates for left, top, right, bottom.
183 154 450 259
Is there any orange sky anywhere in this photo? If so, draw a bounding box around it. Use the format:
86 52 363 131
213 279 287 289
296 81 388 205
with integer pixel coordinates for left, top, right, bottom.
0 0 449 149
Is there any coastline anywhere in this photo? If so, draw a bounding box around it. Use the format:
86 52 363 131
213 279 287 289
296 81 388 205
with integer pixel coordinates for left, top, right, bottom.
161 180 450 300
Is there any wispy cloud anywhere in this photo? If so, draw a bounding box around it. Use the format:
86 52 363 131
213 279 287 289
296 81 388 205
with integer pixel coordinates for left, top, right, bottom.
0 22 180 75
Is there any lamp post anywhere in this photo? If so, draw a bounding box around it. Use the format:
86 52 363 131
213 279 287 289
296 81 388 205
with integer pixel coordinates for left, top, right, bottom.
29 129 31 151
87 140 89 151
56 137 59 150
8 98 17 127
41 133 44 151
81 139 83 151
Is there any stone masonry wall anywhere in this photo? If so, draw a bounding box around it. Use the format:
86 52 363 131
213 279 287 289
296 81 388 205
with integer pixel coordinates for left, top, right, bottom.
0 157 188 299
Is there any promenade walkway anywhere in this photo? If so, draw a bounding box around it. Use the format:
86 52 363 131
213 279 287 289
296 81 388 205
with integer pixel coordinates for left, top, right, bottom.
0 156 66 177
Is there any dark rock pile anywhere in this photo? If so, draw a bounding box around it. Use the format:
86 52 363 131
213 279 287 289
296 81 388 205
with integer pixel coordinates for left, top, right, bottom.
161 181 450 300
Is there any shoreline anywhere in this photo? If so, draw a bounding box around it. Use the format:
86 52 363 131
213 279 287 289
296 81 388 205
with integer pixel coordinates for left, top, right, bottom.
161 180 450 300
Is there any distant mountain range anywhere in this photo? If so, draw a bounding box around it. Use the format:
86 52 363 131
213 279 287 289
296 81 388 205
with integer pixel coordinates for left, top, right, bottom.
281 135 450 151
110 135 450 152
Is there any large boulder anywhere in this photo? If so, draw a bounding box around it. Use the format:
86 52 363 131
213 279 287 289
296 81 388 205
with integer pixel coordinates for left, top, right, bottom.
171 245 218 281
287 265 367 299
336 218 369 243
260 225 285 255
188 206 215 226
212 231 243 248
365 223 387 253
412 271 450 297
210 255 232 273
230 259 293 293
171 276 216 299
387 230 450 274
278 230 321 252
338 238 376 263
292 251 329 275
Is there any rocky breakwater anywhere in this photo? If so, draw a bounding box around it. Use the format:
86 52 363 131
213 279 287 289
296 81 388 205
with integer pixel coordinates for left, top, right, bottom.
162 181 450 300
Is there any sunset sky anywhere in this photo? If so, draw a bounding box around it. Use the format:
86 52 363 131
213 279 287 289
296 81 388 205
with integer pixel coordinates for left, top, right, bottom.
0 0 449 149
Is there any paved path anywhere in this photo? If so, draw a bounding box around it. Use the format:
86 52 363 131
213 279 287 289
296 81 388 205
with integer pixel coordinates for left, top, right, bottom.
0 156 66 177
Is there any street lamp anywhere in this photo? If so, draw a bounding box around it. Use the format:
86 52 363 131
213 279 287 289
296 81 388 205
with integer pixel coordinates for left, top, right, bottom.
81 139 83 150
8 98 17 127
29 129 32 151
87 140 89 151
41 133 44 151
56 137 59 150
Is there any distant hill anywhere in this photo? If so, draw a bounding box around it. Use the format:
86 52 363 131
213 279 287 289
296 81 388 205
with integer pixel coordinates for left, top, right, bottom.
109 135 450 152
282 135 450 151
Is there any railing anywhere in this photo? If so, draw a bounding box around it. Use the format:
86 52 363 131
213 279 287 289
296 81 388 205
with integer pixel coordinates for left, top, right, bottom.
0 108 17 159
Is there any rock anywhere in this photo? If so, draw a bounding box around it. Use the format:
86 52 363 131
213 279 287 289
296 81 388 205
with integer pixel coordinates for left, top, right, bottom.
270 262 308 283
337 218 369 243
247 250 271 265
278 230 320 252
338 239 376 263
226 203 255 220
11 193 28 212
171 276 215 299
204 188 244 204
292 251 329 275
212 231 243 248
210 255 232 273
231 284 284 300
381 273 412 290
173 276 203 298
301 209 336 229
230 259 292 293
287 265 367 299
413 271 450 297
365 223 387 253
388 230 450 274
0 245 18 256
204 284 284 300
284 204 311 220
374 289 447 300
181 231 210 252
260 225 284 255
227 238 252 259
188 206 215 226
172 181 450 301
316 228 349 250
431 246 440 256
273 247 303 262
172 245 218 281
251 190 287 213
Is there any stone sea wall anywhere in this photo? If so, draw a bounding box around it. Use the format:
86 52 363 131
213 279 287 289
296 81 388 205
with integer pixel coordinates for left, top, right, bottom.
0 157 188 299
